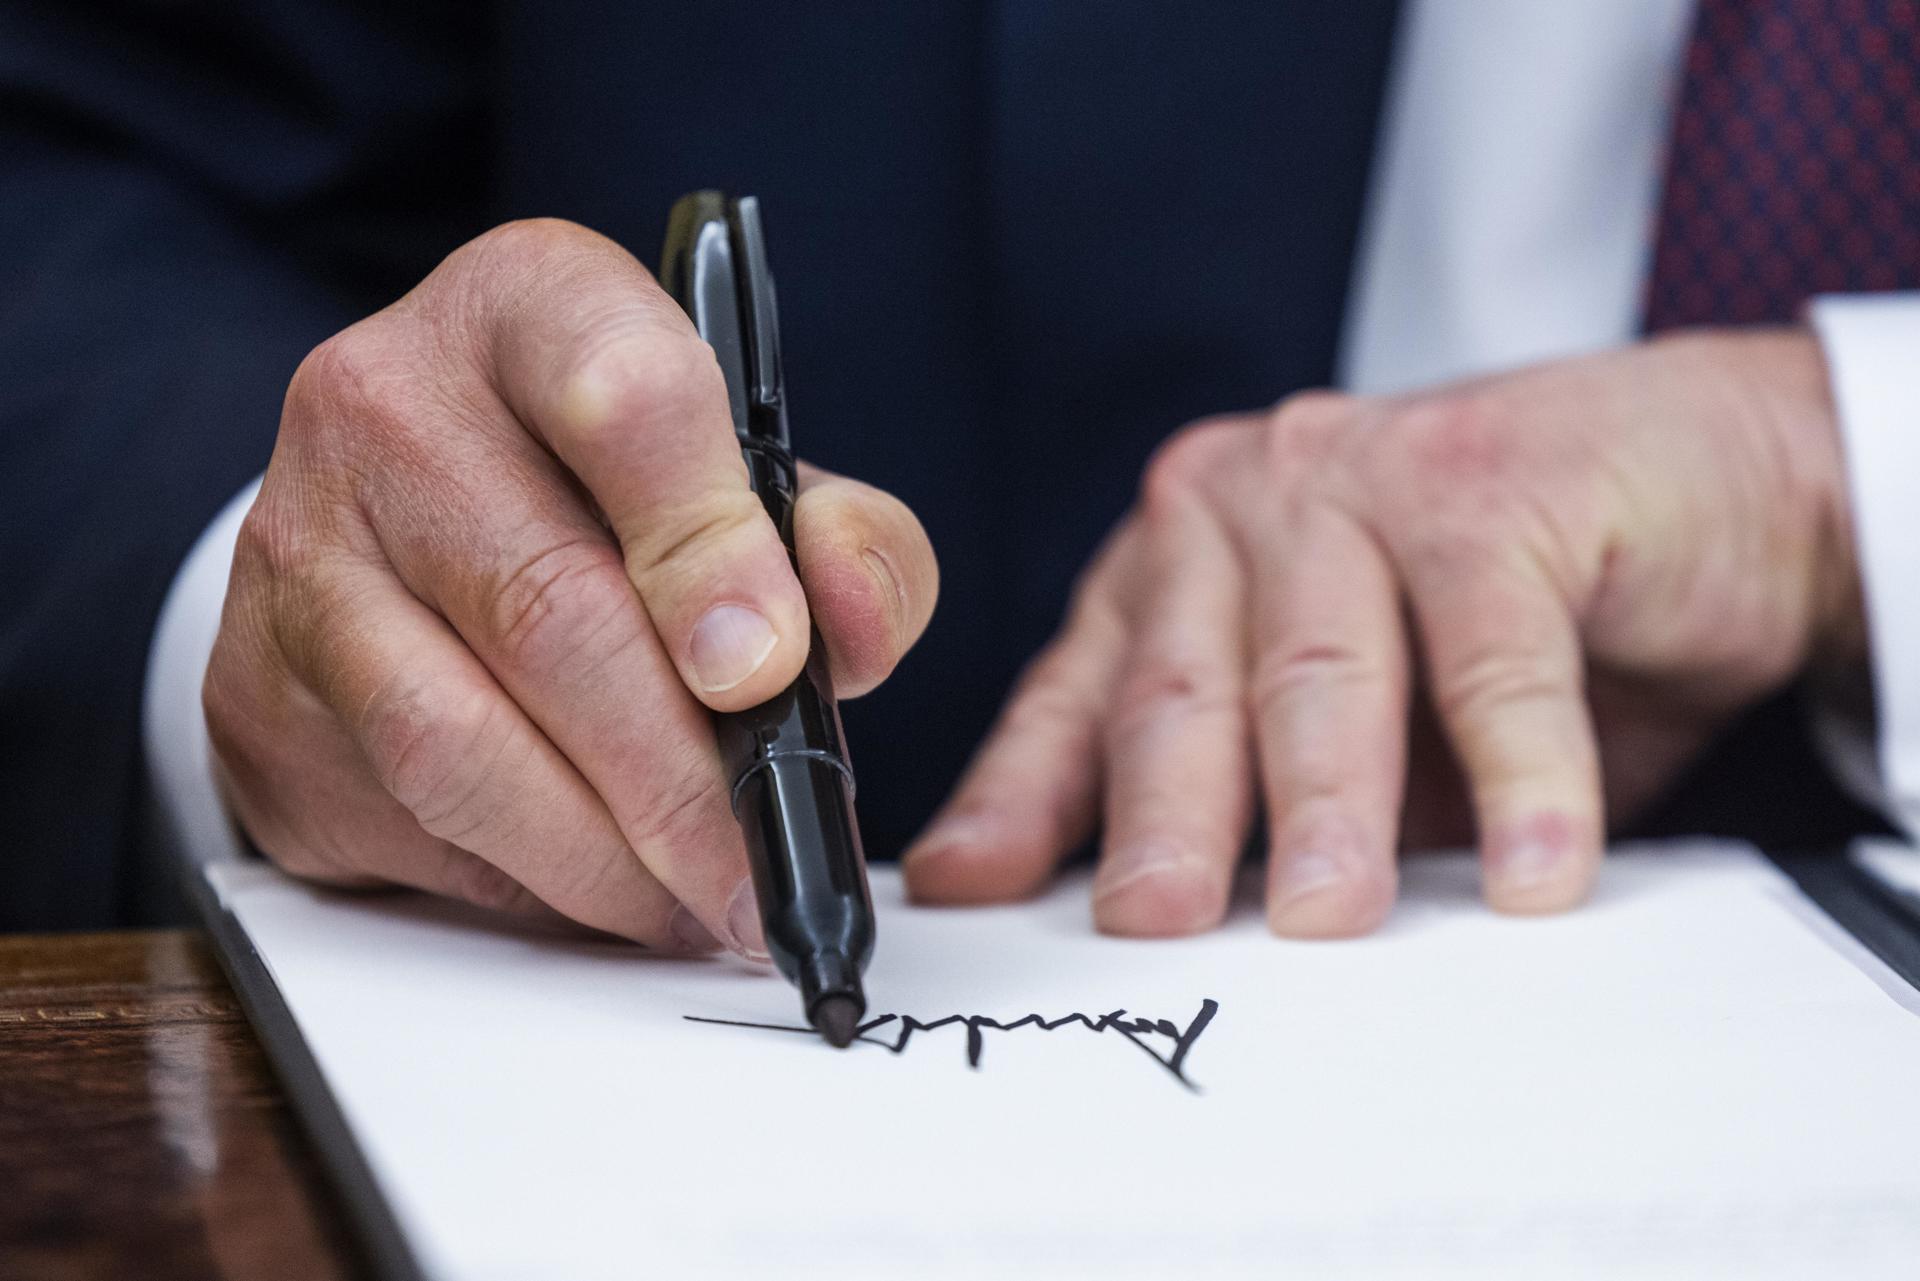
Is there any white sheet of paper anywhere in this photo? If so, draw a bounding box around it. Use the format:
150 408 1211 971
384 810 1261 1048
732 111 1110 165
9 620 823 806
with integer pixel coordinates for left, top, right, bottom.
208 841 1920 1281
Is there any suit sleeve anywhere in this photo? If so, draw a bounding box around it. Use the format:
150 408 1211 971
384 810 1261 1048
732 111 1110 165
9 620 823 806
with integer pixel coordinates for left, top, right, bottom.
1808 293 1920 840
0 1 488 927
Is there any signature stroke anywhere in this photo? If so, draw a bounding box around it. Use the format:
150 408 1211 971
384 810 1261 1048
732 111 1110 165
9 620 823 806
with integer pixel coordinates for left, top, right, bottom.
686 999 1220 1093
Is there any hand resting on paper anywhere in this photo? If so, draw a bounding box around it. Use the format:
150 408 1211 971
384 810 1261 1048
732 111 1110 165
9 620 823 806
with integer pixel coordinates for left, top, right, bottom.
203 220 938 957
904 331 1869 939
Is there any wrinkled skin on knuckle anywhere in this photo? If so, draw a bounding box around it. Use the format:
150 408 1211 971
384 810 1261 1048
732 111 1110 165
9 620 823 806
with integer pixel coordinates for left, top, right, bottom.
278 316 481 559
610 747 738 897
397 219 649 420
448 222 722 447
1247 637 1388 725
426 218 614 330
622 497 765 602
1107 655 1238 743
1430 639 1572 728
205 484 371 878
361 677 510 838
459 217 617 281
202 563 297 750
487 535 636 675
227 494 369 654
286 321 423 453
225 503 305 655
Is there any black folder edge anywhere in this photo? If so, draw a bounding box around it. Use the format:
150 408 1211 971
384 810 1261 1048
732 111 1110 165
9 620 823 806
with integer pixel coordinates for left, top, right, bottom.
174 844 1920 1281
179 860 432 1281
1765 846 1920 993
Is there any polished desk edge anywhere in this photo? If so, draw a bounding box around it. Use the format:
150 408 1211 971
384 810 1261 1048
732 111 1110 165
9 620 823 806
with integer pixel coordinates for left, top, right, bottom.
180 861 430 1281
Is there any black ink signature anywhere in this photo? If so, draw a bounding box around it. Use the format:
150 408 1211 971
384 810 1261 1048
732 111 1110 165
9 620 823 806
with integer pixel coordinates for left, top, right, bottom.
685 999 1219 1093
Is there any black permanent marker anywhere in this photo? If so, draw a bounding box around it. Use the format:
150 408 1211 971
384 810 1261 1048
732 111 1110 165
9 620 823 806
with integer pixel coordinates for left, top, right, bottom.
659 191 875 1048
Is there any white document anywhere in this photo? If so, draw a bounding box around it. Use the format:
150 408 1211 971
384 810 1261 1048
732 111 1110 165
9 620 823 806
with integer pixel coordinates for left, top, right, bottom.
206 841 1920 1281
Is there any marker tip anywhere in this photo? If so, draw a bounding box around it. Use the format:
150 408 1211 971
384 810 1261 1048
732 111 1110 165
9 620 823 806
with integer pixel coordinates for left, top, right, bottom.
811 994 862 1049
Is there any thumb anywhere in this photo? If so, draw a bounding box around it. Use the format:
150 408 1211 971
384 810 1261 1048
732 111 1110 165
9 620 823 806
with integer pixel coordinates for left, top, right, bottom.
792 463 940 698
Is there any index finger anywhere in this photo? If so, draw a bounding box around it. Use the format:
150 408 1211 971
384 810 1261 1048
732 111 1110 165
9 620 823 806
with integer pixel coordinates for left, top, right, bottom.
454 219 811 712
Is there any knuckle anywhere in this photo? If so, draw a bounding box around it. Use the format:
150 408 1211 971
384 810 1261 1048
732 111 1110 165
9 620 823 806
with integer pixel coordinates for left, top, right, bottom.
231 499 313 595
284 330 357 420
286 324 399 430
1375 397 1587 592
1370 404 1527 566
1247 641 1388 721
1390 505 1516 586
365 679 517 840
626 496 766 583
488 535 635 671
618 749 730 858
1108 654 1237 740
1268 388 1354 438
467 217 609 274
1262 390 1351 475
282 321 440 479
558 329 725 439
1138 418 1241 520
1433 646 1573 728
1387 393 1520 490
228 501 362 673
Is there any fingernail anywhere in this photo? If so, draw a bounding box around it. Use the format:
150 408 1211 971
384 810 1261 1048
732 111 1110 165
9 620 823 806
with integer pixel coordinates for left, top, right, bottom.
668 905 720 953
724 879 769 961
1093 842 1192 903
1270 848 1347 909
1488 814 1576 896
689 604 778 693
1272 811 1361 902
1267 811 1378 937
904 813 992 865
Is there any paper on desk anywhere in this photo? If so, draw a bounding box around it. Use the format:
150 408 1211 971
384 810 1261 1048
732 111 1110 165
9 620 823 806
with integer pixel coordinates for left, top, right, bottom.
208 841 1920 1281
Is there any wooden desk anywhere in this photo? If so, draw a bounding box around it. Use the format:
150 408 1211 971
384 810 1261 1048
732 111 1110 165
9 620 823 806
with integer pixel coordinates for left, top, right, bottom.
0 930 368 1280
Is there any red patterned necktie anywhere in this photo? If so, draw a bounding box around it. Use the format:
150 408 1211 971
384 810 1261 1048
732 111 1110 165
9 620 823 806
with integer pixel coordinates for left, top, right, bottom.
1644 0 1920 330
1634 0 1910 843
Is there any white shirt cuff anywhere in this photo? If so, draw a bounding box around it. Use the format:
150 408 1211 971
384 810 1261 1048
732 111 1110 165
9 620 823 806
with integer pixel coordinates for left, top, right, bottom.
142 478 262 870
1809 294 1920 839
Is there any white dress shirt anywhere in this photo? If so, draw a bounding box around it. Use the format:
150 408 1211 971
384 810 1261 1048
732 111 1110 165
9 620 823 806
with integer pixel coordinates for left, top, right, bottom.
145 0 1920 866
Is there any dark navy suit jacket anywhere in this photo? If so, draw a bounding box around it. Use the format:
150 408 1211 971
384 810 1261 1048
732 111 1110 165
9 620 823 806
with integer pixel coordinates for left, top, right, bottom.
0 2 1876 929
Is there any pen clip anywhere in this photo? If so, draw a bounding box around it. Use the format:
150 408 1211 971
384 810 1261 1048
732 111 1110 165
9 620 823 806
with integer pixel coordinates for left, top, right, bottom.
729 196 785 433
660 190 788 449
